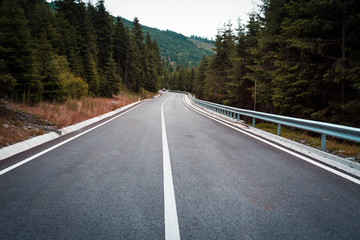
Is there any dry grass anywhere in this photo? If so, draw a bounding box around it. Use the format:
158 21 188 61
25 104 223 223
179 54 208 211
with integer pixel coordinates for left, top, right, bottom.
0 119 45 147
0 91 157 148
13 95 140 128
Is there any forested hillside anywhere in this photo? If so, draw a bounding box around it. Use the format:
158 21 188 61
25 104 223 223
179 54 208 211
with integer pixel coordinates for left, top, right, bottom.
168 0 360 127
121 18 214 65
0 0 163 104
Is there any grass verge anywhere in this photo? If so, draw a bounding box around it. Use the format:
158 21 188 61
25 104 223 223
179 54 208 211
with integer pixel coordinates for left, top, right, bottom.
0 90 157 148
254 122 360 163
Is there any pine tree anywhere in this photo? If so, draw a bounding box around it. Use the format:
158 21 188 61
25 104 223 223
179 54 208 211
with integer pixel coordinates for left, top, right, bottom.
205 22 237 102
0 0 42 103
54 0 85 78
93 0 114 71
99 56 121 97
80 2 99 96
144 32 162 92
130 17 145 92
222 16 261 109
193 56 209 99
22 0 66 102
113 17 134 88
91 0 120 97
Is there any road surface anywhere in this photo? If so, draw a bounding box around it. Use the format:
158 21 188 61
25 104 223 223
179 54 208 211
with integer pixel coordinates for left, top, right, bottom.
1 93 360 239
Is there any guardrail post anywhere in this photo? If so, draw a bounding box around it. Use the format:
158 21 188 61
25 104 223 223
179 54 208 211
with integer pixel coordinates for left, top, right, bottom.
277 123 281 135
252 118 256 127
321 134 326 151
237 114 240 121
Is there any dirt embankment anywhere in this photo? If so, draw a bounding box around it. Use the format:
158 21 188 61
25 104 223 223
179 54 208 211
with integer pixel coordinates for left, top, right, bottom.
0 100 57 148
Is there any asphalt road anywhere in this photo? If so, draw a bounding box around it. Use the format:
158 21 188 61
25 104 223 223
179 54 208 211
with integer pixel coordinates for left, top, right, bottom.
1 93 360 239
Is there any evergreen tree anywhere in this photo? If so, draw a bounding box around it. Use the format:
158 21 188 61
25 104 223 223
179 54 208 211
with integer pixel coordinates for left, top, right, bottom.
205 23 236 102
92 0 120 96
93 0 114 71
114 17 137 90
81 2 99 96
130 17 145 92
193 56 209 99
222 16 261 109
0 0 42 103
145 33 162 92
99 57 121 97
55 0 99 96
23 0 65 101
54 0 85 77
186 67 195 92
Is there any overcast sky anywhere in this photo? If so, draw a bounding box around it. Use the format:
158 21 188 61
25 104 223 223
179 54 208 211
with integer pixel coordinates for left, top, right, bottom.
103 0 262 39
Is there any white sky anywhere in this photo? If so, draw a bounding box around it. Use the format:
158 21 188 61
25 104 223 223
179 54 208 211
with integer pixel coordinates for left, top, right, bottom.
103 0 262 39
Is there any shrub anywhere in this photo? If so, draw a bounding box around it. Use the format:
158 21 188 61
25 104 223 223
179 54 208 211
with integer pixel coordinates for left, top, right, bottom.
64 77 88 99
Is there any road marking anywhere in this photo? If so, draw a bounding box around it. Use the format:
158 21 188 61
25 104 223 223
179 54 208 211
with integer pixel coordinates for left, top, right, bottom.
0 102 146 176
161 95 181 240
183 95 360 185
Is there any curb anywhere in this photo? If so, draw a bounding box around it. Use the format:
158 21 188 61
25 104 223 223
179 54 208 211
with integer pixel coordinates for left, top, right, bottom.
0 99 146 161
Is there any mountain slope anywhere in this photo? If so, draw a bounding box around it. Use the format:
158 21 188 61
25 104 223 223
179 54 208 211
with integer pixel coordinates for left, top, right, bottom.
121 18 214 66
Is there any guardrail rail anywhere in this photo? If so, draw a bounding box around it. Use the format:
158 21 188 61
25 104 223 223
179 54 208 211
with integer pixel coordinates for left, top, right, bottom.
170 91 360 152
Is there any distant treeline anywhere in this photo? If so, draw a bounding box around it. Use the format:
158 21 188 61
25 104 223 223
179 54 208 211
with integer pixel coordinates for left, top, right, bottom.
0 0 163 103
167 0 360 127
190 35 214 44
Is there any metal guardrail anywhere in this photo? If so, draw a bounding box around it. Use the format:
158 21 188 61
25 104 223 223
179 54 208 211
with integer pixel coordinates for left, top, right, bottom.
173 91 360 152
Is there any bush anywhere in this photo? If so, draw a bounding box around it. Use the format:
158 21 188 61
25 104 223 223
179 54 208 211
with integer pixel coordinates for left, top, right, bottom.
64 77 88 99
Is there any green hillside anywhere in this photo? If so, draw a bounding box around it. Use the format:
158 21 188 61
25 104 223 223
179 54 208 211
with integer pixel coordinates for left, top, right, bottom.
188 38 215 52
121 18 214 66
48 2 214 66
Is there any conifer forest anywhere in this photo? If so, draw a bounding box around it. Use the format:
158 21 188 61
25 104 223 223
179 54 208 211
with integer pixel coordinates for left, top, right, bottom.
167 0 360 127
1 0 360 127
1 0 163 102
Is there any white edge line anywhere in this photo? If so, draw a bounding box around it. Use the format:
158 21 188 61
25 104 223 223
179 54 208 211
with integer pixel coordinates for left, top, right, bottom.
161 95 181 240
183 95 360 185
0 101 146 176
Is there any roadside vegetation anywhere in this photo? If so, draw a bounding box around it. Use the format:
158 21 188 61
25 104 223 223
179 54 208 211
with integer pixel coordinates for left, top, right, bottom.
0 0 161 148
1 0 163 104
166 0 360 129
255 122 360 163
0 90 156 148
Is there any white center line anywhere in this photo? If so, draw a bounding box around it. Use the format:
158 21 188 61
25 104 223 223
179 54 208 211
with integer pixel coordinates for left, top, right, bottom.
161 95 181 240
